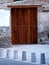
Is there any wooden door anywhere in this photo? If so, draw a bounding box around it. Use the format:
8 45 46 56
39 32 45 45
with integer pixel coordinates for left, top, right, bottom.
11 8 37 44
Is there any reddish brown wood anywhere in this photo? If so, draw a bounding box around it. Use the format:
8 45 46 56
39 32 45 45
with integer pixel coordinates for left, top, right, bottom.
8 5 42 8
9 5 40 44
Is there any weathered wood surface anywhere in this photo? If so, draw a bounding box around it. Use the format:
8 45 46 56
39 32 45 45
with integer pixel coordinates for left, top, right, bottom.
11 7 38 44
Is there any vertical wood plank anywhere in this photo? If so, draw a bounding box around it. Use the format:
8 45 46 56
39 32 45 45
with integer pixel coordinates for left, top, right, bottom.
30 8 37 43
24 8 30 43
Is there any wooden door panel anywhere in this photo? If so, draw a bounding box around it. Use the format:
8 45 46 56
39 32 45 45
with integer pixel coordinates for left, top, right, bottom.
11 8 37 44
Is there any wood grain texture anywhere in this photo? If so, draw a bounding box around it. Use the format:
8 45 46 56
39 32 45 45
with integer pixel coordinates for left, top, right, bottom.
7 5 42 8
11 7 38 44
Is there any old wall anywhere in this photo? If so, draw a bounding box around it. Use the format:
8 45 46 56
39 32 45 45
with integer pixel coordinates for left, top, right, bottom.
0 0 14 3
